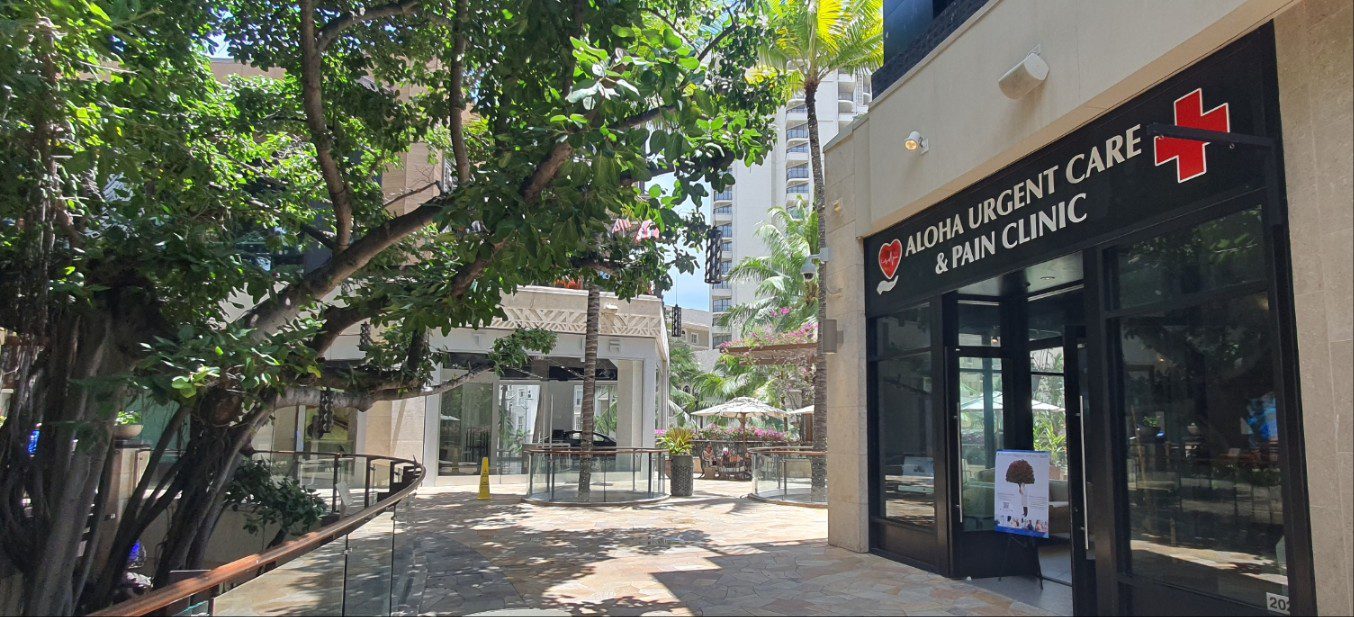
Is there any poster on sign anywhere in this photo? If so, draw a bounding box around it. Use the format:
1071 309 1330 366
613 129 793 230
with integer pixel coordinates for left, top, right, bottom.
994 450 1051 538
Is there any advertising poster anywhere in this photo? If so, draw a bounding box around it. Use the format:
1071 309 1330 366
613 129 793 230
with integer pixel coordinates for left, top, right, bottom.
995 450 1051 538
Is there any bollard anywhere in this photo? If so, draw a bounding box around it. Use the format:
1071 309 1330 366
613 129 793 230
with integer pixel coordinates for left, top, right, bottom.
477 457 491 500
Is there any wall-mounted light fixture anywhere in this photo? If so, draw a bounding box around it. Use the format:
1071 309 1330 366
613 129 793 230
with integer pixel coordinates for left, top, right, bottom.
904 130 928 153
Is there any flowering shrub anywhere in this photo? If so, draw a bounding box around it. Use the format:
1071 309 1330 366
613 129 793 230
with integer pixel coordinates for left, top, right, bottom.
665 425 788 442
717 322 816 350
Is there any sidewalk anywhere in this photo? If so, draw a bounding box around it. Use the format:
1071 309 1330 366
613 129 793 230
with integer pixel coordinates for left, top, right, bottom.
413 480 1050 616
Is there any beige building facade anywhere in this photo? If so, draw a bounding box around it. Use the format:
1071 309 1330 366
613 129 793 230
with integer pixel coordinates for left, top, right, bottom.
824 1 1351 615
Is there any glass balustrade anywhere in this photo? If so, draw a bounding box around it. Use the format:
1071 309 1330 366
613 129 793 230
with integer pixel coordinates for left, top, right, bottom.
749 447 827 507
524 446 668 505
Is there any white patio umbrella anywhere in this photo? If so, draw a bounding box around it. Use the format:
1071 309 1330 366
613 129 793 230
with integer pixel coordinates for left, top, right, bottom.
788 405 814 416
960 392 1063 412
691 397 789 433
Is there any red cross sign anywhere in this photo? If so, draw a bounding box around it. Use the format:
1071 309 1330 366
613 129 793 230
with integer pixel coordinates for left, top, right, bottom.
1154 88 1230 183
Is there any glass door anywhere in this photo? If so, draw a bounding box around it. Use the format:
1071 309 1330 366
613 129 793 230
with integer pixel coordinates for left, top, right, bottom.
1062 327 1098 613
1104 204 1294 614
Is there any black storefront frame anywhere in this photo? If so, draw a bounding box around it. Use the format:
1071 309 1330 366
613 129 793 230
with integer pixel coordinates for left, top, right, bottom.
862 24 1316 616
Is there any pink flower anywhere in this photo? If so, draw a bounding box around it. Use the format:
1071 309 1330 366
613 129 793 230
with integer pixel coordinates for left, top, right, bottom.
611 219 634 235
635 220 660 241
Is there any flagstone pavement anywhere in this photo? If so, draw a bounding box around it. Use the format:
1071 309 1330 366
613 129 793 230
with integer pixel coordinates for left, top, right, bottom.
410 480 1051 616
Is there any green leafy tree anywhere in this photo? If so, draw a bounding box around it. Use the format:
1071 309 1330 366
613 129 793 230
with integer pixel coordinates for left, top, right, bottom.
761 0 882 494
722 199 818 336
222 459 329 549
0 0 779 613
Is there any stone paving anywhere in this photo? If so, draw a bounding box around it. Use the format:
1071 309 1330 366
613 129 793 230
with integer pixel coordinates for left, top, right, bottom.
412 480 1051 616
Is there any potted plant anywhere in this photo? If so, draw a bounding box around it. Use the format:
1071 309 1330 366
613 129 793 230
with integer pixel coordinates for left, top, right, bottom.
114 410 143 441
659 426 696 497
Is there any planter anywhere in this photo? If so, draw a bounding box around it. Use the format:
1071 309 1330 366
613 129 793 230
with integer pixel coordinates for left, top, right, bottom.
113 424 143 441
670 454 693 497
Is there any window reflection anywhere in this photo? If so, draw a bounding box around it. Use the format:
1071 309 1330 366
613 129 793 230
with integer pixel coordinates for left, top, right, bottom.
1120 289 1286 605
877 354 935 527
958 301 1001 347
438 382 494 476
959 357 1003 531
1117 207 1265 309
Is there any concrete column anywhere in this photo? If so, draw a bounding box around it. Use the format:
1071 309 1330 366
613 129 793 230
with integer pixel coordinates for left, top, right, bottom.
1276 3 1354 613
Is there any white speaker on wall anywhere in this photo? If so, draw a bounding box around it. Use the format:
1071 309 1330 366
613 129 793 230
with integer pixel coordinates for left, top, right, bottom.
999 49 1050 100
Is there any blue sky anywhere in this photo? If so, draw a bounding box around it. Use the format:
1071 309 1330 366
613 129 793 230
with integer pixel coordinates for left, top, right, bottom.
656 175 711 311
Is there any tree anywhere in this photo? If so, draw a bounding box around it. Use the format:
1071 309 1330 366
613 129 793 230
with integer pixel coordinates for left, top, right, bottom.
722 199 818 336
577 284 601 497
0 0 780 613
761 0 882 496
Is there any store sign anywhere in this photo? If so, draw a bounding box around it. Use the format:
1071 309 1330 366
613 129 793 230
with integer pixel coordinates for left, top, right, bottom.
865 38 1275 315
994 450 1051 539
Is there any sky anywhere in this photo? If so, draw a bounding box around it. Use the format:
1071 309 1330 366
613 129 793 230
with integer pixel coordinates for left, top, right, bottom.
656 175 712 311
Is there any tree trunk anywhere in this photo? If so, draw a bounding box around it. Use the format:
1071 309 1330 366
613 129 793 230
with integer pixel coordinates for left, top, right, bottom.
14 313 121 616
805 80 829 501
576 285 601 499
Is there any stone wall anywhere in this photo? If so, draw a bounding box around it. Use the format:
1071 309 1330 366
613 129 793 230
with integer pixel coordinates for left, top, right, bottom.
1275 2 1354 613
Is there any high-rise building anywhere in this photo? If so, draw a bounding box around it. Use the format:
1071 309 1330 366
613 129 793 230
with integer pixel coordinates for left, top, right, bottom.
709 70 870 345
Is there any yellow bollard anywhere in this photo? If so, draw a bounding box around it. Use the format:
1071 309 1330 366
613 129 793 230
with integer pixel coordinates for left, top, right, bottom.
477 457 491 500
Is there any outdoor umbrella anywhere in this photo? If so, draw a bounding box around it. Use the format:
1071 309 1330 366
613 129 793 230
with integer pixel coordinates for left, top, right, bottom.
691 397 789 436
692 398 789 471
959 392 1063 412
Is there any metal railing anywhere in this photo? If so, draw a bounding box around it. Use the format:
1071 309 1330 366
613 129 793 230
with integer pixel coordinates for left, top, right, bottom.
786 127 809 140
786 166 810 180
94 451 424 616
713 190 734 202
749 446 827 507
524 445 667 505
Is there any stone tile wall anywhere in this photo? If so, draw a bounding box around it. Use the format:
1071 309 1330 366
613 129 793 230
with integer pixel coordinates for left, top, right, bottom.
1275 2 1354 614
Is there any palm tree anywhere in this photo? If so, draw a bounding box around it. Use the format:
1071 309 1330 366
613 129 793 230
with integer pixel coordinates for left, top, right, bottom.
577 285 601 498
722 200 819 337
762 0 882 494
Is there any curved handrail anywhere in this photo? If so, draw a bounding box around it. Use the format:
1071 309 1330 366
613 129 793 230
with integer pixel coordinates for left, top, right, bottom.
89 451 424 617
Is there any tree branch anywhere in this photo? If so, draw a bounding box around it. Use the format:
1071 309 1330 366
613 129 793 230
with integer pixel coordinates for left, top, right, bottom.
316 0 423 52
235 193 451 336
447 0 470 184
299 0 356 250
276 366 494 410
299 223 336 249
382 180 440 208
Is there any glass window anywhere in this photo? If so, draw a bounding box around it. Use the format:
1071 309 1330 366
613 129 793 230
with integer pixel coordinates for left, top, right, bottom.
437 382 494 475
302 406 356 455
1028 289 1083 342
877 354 935 527
958 301 1001 347
1030 371 1069 482
958 357 1003 531
875 303 931 356
1116 207 1265 309
496 384 541 474
1119 290 1285 607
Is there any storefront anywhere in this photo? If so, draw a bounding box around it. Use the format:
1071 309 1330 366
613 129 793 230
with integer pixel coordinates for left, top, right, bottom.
859 28 1315 615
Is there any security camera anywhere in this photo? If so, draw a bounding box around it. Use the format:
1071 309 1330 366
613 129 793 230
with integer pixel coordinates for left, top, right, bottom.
801 261 817 282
